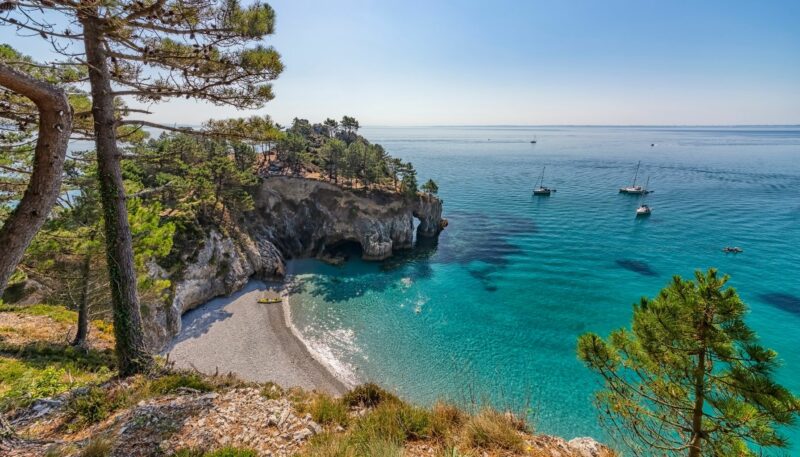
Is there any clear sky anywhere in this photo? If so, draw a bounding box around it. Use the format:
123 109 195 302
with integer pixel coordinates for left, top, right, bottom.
5 0 800 125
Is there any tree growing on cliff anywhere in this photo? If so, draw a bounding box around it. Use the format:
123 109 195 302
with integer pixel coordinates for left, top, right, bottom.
578 269 800 457
421 179 438 195
1 0 283 374
399 163 418 198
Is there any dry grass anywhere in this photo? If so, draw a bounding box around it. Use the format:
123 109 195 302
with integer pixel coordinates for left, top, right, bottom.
460 409 526 453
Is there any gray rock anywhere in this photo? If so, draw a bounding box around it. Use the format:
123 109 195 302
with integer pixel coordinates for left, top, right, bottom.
143 177 445 351
568 437 607 457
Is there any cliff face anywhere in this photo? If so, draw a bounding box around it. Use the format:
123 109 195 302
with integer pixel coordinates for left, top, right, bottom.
143 177 445 351
245 177 443 260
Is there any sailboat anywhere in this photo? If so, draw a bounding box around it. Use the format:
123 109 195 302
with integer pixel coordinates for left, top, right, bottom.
635 177 652 217
619 161 650 194
533 166 555 196
530 136 538 144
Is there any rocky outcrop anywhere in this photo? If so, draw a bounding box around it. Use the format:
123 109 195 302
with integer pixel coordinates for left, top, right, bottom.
143 177 445 351
245 177 442 261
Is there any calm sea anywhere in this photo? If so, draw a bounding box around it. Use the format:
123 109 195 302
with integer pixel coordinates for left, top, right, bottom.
286 126 800 450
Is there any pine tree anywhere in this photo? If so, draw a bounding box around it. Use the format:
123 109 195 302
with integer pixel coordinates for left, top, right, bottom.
578 269 800 457
421 179 438 195
0 47 73 295
1 0 283 374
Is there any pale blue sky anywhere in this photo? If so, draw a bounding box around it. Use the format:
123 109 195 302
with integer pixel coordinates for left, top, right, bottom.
5 0 800 125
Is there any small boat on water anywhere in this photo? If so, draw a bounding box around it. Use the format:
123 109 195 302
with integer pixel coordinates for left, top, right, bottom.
530 136 538 144
722 246 743 254
619 161 652 194
635 177 652 217
532 166 556 196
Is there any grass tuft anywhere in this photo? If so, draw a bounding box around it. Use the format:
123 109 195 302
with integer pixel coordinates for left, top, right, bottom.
171 446 258 457
309 393 349 426
79 436 114 457
342 383 399 408
461 408 525 452
147 372 215 395
259 381 284 400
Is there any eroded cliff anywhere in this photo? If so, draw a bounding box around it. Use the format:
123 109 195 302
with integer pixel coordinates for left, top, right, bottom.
142 177 445 350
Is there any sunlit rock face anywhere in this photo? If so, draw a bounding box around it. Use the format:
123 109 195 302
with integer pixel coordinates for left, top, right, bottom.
143 177 445 351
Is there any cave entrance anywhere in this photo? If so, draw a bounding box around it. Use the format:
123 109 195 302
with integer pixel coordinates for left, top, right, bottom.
323 239 364 263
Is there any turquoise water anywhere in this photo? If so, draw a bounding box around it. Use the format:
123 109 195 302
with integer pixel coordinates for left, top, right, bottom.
286 126 800 449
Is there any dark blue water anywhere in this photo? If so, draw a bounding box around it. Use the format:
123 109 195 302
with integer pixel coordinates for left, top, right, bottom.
287 126 800 449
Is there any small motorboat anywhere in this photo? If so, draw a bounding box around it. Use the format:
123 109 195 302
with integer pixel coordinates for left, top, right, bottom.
636 204 652 217
257 296 282 304
722 246 743 254
532 166 556 196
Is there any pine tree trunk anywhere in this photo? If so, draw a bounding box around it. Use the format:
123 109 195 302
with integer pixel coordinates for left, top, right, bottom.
689 315 709 457
82 17 153 375
0 64 72 295
72 253 92 347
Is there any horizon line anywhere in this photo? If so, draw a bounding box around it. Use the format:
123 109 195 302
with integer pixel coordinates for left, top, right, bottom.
359 123 800 128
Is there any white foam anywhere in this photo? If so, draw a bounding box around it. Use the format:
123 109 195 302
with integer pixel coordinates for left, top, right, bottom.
280 282 361 388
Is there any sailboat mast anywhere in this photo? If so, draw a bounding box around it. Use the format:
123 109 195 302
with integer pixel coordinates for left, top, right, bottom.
632 161 641 187
539 166 546 187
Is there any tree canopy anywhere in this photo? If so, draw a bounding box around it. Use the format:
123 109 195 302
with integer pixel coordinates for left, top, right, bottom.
578 269 800 457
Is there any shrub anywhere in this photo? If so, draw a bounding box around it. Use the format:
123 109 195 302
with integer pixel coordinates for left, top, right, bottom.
309 394 349 426
461 409 525 452
148 372 214 395
352 401 433 445
430 401 467 439
65 386 127 429
342 383 399 408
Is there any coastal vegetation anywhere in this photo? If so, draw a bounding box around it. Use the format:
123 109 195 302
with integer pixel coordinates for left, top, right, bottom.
578 269 800 456
0 306 614 456
2 2 796 457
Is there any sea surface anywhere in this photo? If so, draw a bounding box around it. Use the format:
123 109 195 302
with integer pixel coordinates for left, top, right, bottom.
285 126 800 450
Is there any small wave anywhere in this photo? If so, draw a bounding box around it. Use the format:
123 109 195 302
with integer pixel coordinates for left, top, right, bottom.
280 287 361 388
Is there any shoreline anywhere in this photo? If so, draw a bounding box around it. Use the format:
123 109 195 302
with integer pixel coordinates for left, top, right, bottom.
163 279 348 396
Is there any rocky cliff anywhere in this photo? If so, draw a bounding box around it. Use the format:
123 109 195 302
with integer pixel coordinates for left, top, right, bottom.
142 177 445 351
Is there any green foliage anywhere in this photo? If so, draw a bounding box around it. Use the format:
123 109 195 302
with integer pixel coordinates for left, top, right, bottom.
0 303 77 324
400 165 418 197
0 46 89 214
0 342 115 411
147 372 215 395
172 447 258 457
277 132 310 174
351 401 433 445
309 394 349 426
421 179 439 195
66 386 123 428
342 383 399 408
578 269 800 456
